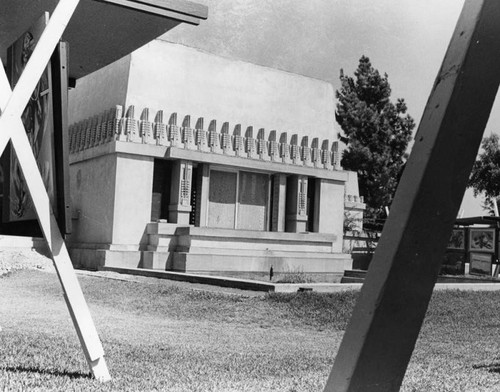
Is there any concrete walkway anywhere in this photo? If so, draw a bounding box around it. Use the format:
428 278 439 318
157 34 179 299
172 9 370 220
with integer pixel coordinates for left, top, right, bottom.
75 266 500 293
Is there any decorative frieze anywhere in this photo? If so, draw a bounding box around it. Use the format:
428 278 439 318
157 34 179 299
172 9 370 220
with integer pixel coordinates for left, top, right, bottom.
233 124 244 157
311 138 320 168
257 128 269 161
208 120 222 154
154 110 168 146
220 122 233 156
268 130 279 162
168 113 181 147
126 106 140 143
180 161 193 207
321 139 333 170
290 134 300 164
181 115 196 150
68 104 344 173
280 132 291 164
301 136 312 167
345 194 365 204
298 176 308 216
245 126 257 159
332 141 340 169
94 115 102 147
140 108 154 144
109 105 122 143
194 118 209 152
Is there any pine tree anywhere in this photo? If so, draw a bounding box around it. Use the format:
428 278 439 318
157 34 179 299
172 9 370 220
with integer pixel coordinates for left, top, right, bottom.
336 56 414 219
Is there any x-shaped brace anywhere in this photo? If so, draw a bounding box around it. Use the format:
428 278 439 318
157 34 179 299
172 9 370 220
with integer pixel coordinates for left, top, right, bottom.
0 0 110 381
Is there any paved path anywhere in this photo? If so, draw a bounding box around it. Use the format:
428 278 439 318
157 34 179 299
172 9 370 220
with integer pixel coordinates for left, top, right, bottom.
73 268 500 294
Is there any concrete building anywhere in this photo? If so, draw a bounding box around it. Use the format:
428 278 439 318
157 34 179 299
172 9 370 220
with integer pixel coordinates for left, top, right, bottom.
66 40 365 281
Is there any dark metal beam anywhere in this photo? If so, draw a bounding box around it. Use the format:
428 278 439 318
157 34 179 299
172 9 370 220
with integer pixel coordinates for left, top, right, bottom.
0 0 208 79
324 0 500 390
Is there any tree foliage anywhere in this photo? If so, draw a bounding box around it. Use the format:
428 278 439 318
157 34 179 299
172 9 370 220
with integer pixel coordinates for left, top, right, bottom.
336 56 414 219
468 134 500 213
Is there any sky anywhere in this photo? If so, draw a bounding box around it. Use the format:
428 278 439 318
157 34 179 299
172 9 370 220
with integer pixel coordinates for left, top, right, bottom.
164 0 493 216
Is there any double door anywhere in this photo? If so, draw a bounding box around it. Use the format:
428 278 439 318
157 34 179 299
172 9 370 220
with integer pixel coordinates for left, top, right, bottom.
207 169 269 231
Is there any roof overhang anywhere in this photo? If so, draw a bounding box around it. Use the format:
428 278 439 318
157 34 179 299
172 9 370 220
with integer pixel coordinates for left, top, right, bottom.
0 0 208 80
455 216 500 226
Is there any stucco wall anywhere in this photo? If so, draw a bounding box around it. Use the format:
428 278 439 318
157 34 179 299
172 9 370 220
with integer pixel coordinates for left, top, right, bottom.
68 55 131 124
111 153 154 247
69 154 117 245
126 41 337 142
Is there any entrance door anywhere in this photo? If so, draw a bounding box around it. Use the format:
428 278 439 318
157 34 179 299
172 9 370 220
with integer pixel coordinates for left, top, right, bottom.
236 171 269 231
207 169 270 231
207 170 237 228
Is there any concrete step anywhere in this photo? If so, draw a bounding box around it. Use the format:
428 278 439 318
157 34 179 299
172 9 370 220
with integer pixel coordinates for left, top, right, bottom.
340 276 365 284
0 235 48 253
142 251 171 270
343 269 368 279
172 252 352 274
147 226 336 253
170 247 347 258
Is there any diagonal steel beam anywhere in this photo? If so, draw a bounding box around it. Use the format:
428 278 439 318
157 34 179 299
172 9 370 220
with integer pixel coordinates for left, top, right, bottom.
325 0 500 391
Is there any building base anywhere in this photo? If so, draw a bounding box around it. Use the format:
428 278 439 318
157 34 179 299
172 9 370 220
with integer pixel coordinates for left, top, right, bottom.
68 223 353 279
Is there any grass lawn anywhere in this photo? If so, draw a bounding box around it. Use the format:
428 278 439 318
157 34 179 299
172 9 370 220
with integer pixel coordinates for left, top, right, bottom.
1 270 500 391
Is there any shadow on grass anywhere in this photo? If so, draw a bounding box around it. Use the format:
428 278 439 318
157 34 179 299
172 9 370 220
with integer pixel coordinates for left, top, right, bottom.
472 363 500 374
4 365 91 379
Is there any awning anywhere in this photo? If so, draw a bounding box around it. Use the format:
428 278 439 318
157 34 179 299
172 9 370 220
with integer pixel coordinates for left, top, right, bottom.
455 216 500 226
0 0 208 80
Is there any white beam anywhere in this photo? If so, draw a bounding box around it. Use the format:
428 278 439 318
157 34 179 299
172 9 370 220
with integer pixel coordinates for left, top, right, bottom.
0 0 110 381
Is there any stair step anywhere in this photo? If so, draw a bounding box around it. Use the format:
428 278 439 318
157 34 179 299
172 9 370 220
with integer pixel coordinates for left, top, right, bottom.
172 252 352 273
343 269 368 279
340 276 365 283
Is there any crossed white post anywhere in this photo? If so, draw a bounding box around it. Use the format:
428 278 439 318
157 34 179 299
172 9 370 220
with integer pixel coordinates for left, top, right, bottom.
0 0 110 381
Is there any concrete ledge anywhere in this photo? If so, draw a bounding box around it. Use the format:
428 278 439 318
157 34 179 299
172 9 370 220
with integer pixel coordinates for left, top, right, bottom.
100 266 277 292
172 225 337 242
273 283 362 293
70 141 349 181
92 266 500 293
173 252 352 273
0 235 48 253
99 266 358 292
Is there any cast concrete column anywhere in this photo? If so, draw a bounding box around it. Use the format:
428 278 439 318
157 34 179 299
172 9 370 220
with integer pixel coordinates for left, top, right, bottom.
271 174 287 231
285 175 308 232
168 160 193 224
195 163 210 227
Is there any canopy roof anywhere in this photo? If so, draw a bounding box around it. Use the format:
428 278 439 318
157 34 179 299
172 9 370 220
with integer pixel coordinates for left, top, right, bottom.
0 0 207 80
455 216 500 227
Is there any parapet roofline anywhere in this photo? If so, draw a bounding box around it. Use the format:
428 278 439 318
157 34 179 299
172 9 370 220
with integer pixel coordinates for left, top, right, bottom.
0 0 208 79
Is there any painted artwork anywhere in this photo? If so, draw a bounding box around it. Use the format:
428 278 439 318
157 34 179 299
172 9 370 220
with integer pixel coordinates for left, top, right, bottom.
447 229 465 250
469 252 492 276
3 13 57 222
469 228 495 253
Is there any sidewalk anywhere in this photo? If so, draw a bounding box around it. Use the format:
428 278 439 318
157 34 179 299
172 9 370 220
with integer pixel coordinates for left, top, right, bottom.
76 266 500 293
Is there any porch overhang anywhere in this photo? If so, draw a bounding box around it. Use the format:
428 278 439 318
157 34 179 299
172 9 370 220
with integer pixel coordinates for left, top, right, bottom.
0 0 208 80
69 141 350 182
